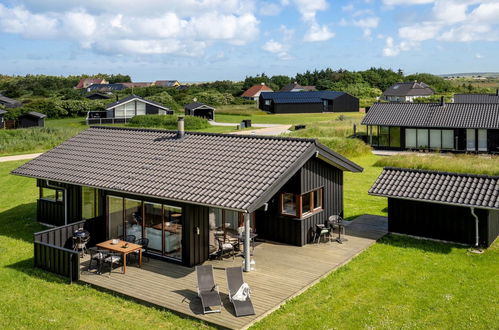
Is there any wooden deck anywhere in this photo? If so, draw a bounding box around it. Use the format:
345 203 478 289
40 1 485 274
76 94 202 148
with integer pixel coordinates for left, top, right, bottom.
79 215 387 329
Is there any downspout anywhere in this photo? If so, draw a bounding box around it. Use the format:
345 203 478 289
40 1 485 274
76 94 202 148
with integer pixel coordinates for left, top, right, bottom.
470 207 480 248
46 179 67 225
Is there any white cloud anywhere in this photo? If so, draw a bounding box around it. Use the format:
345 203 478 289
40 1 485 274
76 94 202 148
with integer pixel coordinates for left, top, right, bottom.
259 2 282 16
383 0 435 5
304 23 335 41
262 39 291 59
475 53 483 59
353 17 379 37
382 0 499 56
279 25 294 41
0 2 259 56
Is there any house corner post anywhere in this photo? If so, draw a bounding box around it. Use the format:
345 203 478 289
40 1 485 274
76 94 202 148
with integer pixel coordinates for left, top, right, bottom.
244 212 251 272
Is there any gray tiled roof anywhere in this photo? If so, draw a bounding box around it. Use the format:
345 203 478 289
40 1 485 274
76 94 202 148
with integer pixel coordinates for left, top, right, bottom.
0 109 6 115
383 82 434 97
22 111 46 119
361 102 499 129
369 167 499 210
454 93 499 103
12 127 362 212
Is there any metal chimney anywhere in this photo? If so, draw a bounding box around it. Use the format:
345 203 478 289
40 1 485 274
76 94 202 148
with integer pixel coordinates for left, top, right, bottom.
177 116 185 139
440 96 445 106
496 88 499 96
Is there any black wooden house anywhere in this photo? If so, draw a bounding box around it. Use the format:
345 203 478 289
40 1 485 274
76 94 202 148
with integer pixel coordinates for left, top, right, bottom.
12 123 362 268
259 91 359 114
18 111 46 128
370 167 499 247
362 101 499 153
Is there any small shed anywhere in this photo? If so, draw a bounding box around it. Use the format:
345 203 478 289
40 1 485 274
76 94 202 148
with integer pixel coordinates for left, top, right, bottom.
0 94 22 108
184 102 215 120
369 167 499 247
0 109 6 129
18 111 46 128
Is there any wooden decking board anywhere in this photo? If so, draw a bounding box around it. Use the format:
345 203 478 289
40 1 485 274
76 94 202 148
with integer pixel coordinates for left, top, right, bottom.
79 214 387 329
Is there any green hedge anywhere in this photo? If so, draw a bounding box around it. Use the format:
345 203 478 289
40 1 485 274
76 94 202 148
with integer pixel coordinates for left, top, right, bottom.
127 115 210 130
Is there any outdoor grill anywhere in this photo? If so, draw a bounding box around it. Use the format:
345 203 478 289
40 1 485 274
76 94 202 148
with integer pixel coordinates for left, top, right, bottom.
73 228 90 257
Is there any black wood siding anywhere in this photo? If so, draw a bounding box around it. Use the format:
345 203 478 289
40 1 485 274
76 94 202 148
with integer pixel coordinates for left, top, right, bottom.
18 116 44 128
273 103 324 114
388 198 498 247
37 180 82 226
329 94 359 112
256 157 343 246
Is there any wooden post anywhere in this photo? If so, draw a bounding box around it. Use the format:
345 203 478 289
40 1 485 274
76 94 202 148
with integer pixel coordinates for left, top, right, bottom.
243 212 251 272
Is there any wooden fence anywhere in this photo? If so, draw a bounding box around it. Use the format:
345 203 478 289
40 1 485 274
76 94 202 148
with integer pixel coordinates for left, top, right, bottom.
33 217 103 283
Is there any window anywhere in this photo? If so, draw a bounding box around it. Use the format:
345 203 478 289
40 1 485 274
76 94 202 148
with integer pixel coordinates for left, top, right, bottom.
417 129 428 148
478 129 487 151
114 104 125 118
41 187 64 202
124 102 135 118
264 100 271 106
370 126 379 146
442 130 454 149
281 193 297 216
136 101 146 115
430 129 441 149
405 128 417 148
280 188 323 218
466 128 476 151
379 126 389 147
82 187 99 219
389 127 401 147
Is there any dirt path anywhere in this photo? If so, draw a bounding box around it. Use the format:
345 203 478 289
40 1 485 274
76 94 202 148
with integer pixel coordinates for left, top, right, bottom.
0 153 42 162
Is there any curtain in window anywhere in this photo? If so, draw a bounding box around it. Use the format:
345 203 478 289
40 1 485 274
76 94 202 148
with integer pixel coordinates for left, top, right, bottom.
405 128 417 148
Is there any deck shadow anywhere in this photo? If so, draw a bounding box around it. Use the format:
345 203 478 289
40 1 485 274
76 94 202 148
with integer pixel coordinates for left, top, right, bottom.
6 258 73 284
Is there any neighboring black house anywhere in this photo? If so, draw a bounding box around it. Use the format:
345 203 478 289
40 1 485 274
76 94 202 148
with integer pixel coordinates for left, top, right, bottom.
85 93 111 100
369 167 499 247
0 109 6 129
361 101 499 153
259 91 359 114
381 81 434 102
12 124 362 267
184 102 215 120
18 111 46 128
0 94 22 108
454 90 499 103
86 94 173 124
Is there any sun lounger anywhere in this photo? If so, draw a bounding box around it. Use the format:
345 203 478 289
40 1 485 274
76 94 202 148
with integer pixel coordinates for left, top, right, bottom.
195 265 222 314
226 266 255 317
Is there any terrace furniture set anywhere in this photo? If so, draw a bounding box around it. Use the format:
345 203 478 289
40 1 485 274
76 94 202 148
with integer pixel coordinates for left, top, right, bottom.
313 215 348 244
79 234 149 276
212 228 258 260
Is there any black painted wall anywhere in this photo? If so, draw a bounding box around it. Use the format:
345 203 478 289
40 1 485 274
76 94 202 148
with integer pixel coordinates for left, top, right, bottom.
329 93 359 112
256 157 344 246
388 198 498 247
37 179 82 226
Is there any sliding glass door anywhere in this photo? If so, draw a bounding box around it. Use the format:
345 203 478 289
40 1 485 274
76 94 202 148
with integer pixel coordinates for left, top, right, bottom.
107 195 183 261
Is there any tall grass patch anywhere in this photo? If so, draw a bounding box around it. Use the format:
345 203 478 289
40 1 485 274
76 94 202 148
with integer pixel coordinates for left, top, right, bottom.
374 153 499 176
0 127 81 156
128 115 210 130
317 137 372 158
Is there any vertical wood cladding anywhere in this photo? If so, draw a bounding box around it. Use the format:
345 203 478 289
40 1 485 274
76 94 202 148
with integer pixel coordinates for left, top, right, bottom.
37 179 82 226
388 198 498 247
329 93 359 112
184 204 210 267
256 157 344 246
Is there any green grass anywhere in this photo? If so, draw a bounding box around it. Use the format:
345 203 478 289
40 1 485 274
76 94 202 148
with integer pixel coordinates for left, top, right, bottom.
253 235 499 329
0 160 211 329
375 153 499 176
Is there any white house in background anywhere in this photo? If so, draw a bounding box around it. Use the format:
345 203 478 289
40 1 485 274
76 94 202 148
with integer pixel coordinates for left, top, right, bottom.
86 94 173 124
241 83 274 101
381 81 434 102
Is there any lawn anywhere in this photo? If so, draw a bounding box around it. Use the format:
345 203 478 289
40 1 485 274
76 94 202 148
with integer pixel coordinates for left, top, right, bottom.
1 156 497 329
0 160 211 329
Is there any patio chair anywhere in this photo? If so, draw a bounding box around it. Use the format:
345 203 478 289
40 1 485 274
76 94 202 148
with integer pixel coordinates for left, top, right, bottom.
123 235 136 243
226 267 255 317
131 238 150 263
216 237 235 261
102 252 122 277
195 265 222 314
87 247 109 274
313 224 330 244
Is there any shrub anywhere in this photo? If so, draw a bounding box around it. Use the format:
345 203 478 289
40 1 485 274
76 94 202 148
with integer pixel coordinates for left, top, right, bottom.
127 115 210 130
146 92 181 111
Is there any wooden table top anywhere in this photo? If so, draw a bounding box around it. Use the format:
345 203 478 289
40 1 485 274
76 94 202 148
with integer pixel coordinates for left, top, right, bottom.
96 239 142 254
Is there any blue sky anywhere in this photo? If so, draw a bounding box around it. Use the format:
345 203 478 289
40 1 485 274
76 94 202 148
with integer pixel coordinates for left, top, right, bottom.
0 0 498 81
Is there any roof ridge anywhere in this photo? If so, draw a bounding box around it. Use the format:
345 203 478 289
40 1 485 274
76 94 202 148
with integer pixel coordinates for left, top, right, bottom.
88 125 318 143
383 166 499 179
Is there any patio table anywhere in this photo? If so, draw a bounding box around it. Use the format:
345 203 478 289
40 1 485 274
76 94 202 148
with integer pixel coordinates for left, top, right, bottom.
96 239 142 274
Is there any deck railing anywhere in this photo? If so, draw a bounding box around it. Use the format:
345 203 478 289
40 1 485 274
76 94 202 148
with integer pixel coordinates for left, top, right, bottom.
33 217 104 283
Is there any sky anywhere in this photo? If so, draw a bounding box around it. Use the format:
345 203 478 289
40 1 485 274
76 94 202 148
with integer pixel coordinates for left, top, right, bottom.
0 0 498 82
